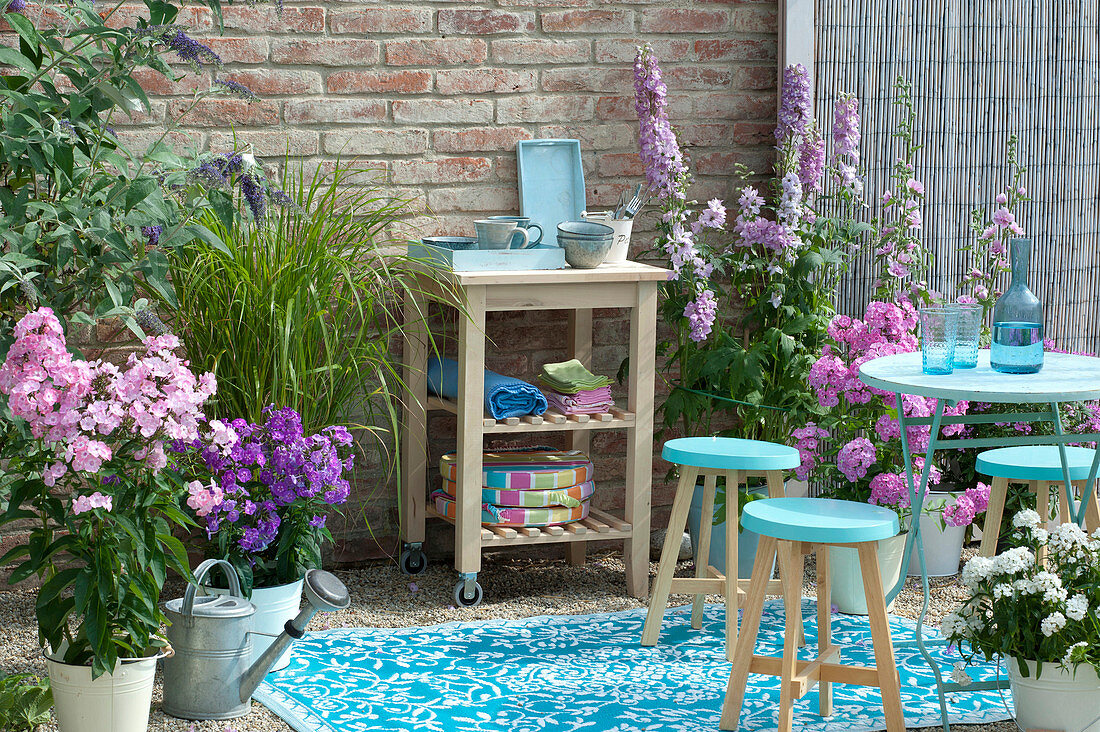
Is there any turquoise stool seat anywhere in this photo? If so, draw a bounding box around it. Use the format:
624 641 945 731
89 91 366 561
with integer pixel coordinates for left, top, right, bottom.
662 436 800 472
976 445 1097 481
721 496 906 731
742 497 901 544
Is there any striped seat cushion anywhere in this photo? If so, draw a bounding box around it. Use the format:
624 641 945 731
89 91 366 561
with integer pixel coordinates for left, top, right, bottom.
439 479 596 508
439 447 594 490
431 490 590 527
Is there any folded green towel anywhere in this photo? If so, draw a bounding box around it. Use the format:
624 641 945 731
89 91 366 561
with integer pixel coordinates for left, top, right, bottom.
539 359 611 393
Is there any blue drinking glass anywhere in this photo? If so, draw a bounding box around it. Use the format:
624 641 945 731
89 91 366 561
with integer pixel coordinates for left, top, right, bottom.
950 303 982 369
920 307 959 375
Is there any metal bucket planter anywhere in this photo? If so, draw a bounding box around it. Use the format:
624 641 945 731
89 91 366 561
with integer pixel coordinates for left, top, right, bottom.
1009 659 1100 732
827 532 907 615
685 483 774 579
45 648 158 732
208 577 303 672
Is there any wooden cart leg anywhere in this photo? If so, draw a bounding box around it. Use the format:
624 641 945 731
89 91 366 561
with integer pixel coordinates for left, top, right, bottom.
625 282 658 599
720 535 778 731
816 545 832 717
566 308 594 568
641 466 699 647
858 543 905 732
456 286 487 580
979 476 1009 557
692 472 717 629
400 284 429 547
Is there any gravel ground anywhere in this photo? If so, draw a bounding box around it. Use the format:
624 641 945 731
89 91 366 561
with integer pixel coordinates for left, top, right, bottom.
0 546 1018 732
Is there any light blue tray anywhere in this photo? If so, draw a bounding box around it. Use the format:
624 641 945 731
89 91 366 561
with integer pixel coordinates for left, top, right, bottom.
408 243 565 272
517 139 585 248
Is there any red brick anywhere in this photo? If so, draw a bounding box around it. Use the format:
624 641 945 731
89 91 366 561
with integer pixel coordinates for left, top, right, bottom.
494 155 517 181
393 99 493 124
664 66 733 91
433 127 533 153
735 65 776 91
106 4 212 30
199 37 269 64
115 101 167 126
324 129 428 156
271 39 380 67
538 123 634 150
678 123 736 147
733 122 776 146
436 69 537 95
426 186 519 213
221 6 324 33
169 99 279 127
504 0 587 5
496 95 594 123
116 129 202 155
210 130 319 157
694 92 775 120
541 9 633 34
385 39 486 66
131 68 204 96
639 8 730 33
541 67 632 93
329 7 432 34
597 153 644 178
695 38 777 62
595 94 690 121
220 69 321 95
284 99 386 125
586 183 635 208
594 38 690 64
693 149 773 176
491 38 590 64
732 5 778 34
391 157 493 185
438 9 535 34
327 70 432 94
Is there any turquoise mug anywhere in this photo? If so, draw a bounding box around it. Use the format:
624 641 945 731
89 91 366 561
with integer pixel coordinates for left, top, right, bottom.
486 215 543 249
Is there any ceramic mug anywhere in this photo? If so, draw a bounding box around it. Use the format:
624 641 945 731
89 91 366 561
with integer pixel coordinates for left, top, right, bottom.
474 219 531 250
485 215 543 249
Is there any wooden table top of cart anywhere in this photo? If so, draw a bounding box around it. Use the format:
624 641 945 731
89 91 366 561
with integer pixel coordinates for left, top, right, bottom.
419 260 672 286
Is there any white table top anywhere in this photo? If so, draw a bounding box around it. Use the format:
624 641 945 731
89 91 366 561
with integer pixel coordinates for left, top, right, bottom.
859 351 1100 402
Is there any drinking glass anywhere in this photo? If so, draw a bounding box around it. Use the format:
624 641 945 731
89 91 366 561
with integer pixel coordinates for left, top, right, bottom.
950 303 983 369
920 307 959 375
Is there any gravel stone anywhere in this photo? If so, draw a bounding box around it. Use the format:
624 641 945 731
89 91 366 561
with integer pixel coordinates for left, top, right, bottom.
0 546 1014 731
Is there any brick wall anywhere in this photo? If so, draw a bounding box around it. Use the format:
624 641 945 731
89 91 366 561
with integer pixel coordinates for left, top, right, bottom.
18 0 781 563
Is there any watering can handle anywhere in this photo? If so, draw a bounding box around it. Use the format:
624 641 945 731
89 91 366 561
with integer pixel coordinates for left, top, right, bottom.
182 559 243 616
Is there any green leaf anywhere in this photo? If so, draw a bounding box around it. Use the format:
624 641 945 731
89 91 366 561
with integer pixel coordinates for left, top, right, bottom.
124 177 158 212
184 223 231 257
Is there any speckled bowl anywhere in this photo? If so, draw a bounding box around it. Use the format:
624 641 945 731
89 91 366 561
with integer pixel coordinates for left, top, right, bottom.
422 236 477 251
559 234 613 269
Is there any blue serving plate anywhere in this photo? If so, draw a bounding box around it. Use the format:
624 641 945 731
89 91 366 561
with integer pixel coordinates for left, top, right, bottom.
517 139 586 248
422 236 477 251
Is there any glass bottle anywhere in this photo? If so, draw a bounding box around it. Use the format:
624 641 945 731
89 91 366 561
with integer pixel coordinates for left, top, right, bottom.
991 238 1044 374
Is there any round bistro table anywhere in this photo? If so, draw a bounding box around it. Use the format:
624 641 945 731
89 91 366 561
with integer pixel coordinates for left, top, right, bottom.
859 350 1100 732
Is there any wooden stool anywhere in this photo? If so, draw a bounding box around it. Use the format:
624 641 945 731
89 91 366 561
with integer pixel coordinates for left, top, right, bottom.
720 498 905 732
642 437 802 663
977 446 1100 558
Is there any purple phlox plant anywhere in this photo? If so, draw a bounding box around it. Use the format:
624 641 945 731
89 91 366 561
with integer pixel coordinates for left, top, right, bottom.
5 0 26 13
141 224 162 248
141 25 221 71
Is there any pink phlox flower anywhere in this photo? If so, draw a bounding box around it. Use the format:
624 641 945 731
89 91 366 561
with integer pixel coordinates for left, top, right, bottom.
837 437 876 482
695 198 727 230
187 479 225 517
72 491 113 516
738 187 764 218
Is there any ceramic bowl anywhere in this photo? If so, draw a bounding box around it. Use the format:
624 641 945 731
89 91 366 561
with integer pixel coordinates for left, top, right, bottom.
422 236 477 251
559 234 613 269
558 220 615 239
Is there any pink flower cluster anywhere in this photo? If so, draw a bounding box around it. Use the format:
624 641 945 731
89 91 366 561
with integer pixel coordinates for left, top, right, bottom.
186 479 225 517
71 492 113 515
791 422 829 482
0 308 217 487
837 437 876 482
943 482 991 527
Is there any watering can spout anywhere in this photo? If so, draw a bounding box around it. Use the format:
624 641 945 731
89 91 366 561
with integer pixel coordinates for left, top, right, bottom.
239 568 351 703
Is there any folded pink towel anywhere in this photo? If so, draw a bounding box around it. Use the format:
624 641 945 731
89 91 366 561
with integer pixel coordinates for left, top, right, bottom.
543 387 614 415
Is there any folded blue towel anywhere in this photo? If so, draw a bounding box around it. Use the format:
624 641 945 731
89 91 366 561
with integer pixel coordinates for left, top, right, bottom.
427 357 548 420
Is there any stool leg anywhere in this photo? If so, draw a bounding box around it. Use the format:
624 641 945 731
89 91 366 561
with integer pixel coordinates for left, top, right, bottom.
776 541 802 732
692 473 718 630
1059 482 1072 525
1085 482 1100 533
979 476 1009 557
642 465 700 647
816 545 832 717
1035 481 1050 564
766 470 804 648
724 470 741 660
720 535 778 731
857 543 905 732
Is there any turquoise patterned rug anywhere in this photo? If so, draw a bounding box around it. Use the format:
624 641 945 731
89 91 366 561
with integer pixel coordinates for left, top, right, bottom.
255 600 1011 732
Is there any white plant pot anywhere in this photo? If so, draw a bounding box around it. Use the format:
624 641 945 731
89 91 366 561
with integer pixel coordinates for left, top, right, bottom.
905 492 967 577
46 651 157 732
580 211 633 263
1009 658 1100 732
685 484 773 579
828 532 907 615
208 578 303 672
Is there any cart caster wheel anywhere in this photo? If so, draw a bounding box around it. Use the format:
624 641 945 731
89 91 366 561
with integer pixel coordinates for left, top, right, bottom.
399 548 427 576
453 580 484 608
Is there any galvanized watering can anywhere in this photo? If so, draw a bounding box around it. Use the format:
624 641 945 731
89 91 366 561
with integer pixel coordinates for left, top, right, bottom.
161 558 350 720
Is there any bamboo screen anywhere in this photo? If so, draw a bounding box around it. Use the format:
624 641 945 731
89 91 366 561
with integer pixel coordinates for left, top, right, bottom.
815 0 1100 353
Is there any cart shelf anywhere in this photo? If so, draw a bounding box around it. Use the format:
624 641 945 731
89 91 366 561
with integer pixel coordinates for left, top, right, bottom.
426 396 635 432
425 505 632 546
